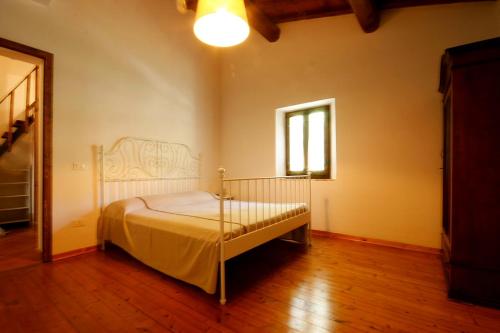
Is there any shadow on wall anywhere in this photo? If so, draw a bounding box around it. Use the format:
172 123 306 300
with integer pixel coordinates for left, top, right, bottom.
0 129 34 170
51 145 101 256
52 210 100 256
323 197 332 232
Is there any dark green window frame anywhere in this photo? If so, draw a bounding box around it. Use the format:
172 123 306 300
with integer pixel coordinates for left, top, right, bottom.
285 105 331 179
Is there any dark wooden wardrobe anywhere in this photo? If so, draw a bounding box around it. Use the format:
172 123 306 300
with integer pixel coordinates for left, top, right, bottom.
439 37 500 307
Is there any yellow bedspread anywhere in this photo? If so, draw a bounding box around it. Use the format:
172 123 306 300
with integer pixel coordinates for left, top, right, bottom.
102 191 306 294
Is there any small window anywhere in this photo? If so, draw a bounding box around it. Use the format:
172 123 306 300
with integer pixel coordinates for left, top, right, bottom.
285 105 330 179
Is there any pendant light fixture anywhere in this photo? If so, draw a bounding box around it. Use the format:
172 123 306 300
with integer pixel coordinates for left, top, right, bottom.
194 0 250 47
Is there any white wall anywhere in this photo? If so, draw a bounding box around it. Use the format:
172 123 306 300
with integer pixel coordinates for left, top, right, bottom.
219 2 500 248
0 54 34 96
0 54 36 132
0 0 221 254
1 0 498 253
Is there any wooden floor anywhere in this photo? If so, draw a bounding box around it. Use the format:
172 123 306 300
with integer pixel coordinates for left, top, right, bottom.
0 223 40 273
0 236 499 333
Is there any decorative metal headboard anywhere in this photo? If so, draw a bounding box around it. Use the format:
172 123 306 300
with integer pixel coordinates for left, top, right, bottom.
99 137 200 206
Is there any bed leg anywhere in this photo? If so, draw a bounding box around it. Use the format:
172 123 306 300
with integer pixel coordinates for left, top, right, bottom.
307 222 312 247
218 167 227 305
101 241 106 251
219 259 226 305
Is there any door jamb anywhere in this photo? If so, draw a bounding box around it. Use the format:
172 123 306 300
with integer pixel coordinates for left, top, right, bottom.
0 37 53 262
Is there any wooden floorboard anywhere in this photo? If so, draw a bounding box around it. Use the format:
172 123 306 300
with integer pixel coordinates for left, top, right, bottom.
0 236 498 332
0 223 40 272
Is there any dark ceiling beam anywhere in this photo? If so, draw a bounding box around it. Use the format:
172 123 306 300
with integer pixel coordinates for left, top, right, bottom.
184 0 280 43
185 0 199 11
245 1 280 42
184 0 198 12
346 0 379 33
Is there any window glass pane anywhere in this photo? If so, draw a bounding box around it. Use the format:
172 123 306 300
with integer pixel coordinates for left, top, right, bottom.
308 112 325 172
288 115 304 172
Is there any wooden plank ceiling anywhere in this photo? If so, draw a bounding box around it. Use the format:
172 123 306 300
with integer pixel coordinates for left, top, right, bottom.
184 0 493 42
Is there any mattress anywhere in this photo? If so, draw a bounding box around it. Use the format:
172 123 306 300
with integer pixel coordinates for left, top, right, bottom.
101 191 307 294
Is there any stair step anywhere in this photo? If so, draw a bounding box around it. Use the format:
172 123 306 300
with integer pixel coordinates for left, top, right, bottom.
0 207 29 212
13 120 25 128
0 219 30 225
0 195 28 209
2 130 15 139
1 128 22 139
0 169 30 183
0 115 35 157
0 207 29 222
0 183 29 196
0 176 29 183
0 168 29 174
2 126 23 136
8 116 34 129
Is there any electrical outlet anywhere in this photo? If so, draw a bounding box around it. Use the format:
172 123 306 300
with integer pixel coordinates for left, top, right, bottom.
72 163 87 171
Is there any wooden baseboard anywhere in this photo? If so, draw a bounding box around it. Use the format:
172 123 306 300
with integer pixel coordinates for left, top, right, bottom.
51 245 98 262
311 230 441 255
50 233 439 261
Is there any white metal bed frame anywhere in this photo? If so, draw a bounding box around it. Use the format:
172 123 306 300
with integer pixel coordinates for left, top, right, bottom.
99 137 311 304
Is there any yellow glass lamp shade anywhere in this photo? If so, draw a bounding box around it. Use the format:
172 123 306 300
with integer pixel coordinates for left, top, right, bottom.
194 0 250 47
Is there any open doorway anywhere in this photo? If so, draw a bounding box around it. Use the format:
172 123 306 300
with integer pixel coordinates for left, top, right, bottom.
0 38 52 268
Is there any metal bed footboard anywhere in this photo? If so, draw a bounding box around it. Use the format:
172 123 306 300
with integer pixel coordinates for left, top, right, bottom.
98 137 312 305
217 168 312 305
